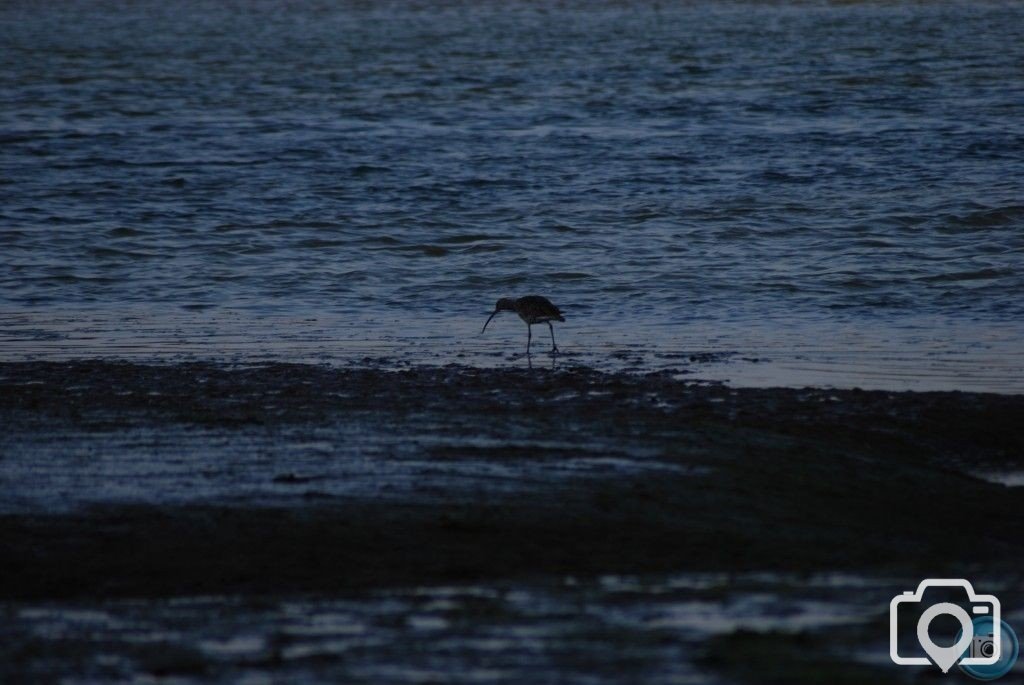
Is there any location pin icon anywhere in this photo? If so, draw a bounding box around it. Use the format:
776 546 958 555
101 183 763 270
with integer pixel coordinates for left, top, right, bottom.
917 603 974 673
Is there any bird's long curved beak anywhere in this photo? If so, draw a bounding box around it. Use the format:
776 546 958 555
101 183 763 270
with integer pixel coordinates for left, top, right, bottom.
481 310 499 333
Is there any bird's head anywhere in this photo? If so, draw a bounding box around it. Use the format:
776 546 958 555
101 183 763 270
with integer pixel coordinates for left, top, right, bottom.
482 298 516 333
494 298 516 312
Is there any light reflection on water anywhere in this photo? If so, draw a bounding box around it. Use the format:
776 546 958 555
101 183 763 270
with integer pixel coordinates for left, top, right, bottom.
0 573 900 685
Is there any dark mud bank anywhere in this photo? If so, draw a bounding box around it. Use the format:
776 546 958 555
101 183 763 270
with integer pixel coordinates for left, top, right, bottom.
2 361 1023 600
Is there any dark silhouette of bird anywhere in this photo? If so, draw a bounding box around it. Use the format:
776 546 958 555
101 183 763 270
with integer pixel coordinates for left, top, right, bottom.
482 295 565 354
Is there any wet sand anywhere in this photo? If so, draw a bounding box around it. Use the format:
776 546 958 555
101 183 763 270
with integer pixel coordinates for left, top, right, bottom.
5 307 1024 394
2 360 1023 602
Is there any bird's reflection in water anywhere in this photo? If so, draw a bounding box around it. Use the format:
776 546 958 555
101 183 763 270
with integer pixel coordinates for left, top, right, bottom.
525 351 558 370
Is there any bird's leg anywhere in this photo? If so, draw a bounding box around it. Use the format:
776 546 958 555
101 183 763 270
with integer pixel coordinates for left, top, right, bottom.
526 324 532 355
548 321 559 353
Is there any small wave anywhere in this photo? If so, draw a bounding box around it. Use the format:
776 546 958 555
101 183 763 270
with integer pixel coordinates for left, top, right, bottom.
458 177 528 188
359 236 403 245
541 223 580 233
295 238 346 249
0 230 27 244
835 277 880 290
759 170 815 184
854 238 897 248
383 244 449 257
547 272 593 281
439 234 495 244
460 243 505 254
106 227 145 238
350 164 390 176
949 205 1024 229
917 268 1010 283
114 108 158 117
87 246 155 259
753 280 800 293
462 274 527 286
32 274 121 284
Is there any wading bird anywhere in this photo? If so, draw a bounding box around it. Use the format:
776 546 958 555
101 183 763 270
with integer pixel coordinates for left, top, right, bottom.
482 295 564 354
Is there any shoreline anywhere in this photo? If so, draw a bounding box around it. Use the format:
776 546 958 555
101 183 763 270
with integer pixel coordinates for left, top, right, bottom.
4 308 1024 395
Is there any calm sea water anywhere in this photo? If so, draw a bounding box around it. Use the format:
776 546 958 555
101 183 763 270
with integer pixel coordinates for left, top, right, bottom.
2 0 1023 390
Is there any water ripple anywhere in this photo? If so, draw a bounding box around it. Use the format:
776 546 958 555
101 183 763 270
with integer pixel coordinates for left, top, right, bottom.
0 0 1022 339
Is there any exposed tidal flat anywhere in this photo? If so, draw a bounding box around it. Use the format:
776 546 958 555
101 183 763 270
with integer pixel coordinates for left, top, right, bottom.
1 360 1023 682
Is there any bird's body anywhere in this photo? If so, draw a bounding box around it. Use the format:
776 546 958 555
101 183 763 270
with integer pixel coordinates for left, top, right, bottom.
482 295 564 354
509 295 565 325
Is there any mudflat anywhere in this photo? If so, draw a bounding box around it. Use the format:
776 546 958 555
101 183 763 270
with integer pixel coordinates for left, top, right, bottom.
2 361 1021 600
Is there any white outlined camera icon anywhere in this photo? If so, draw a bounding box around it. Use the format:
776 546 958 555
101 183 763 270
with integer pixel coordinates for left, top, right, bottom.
890 579 1001 673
